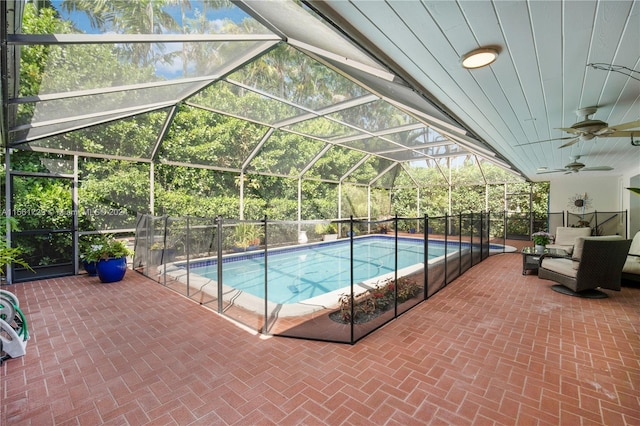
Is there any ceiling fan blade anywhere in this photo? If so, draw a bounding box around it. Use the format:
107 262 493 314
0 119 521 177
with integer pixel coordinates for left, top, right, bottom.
581 166 614 171
596 130 638 138
556 127 583 134
558 137 580 148
515 136 574 147
605 119 640 132
536 169 567 174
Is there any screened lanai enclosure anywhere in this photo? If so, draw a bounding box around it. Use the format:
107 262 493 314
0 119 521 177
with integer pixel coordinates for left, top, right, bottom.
2 1 552 342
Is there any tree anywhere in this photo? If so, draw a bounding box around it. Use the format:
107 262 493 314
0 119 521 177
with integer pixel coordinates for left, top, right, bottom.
61 0 180 66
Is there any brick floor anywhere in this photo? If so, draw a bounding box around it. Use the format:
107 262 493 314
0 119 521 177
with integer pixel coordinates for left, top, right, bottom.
2 249 639 425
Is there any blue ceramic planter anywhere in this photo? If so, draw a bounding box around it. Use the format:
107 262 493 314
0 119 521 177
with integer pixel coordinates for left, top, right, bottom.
82 260 98 276
96 257 127 283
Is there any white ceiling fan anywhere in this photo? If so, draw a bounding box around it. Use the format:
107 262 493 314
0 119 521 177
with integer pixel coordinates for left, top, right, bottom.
536 155 613 175
517 106 640 148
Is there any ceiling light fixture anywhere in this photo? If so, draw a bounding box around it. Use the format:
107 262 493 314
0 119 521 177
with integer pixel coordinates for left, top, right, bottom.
461 48 498 69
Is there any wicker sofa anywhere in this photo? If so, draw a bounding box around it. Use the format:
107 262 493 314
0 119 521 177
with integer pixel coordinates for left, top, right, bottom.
622 231 640 284
538 235 631 297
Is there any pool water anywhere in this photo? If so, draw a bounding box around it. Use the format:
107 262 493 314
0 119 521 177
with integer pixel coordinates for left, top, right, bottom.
189 236 466 304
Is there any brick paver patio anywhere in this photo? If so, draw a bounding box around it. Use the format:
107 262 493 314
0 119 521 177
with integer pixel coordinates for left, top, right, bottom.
2 249 639 425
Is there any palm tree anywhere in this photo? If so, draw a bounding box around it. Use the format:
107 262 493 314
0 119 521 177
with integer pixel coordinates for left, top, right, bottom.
61 0 181 66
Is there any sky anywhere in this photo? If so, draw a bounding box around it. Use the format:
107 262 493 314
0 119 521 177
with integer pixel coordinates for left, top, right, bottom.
49 0 250 34
46 0 259 78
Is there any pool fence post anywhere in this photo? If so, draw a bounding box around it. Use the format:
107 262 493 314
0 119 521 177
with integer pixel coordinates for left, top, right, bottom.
458 213 462 275
394 214 398 318
477 212 481 261
486 211 490 258
263 216 269 335
423 214 428 300
479 211 482 258
470 212 474 264
477 211 482 260
444 214 448 287
502 210 507 248
487 211 492 256
349 215 354 344
186 215 190 297
484 211 488 257
216 216 223 313
162 215 168 287
480 211 485 260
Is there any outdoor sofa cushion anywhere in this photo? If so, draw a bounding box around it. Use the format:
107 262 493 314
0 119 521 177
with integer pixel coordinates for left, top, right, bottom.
571 235 624 269
622 231 640 282
546 226 591 255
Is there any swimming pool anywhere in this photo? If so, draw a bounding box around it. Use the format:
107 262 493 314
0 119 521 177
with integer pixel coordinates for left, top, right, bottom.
185 236 479 305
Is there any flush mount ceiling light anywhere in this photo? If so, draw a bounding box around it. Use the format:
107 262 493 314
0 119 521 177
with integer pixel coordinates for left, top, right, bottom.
461 48 499 69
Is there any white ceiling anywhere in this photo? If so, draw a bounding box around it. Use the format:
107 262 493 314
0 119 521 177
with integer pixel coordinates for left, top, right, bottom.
307 0 640 181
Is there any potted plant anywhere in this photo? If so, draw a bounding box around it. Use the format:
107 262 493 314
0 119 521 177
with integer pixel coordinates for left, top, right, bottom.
148 226 184 264
315 222 338 241
148 241 165 265
84 235 133 283
79 235 105 276
531 231 552 253
231 223 264 252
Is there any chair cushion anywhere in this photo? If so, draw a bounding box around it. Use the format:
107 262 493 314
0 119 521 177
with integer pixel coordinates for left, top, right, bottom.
547 227 591 255
623 257 640 274
629 231 640 256
571 235 624 269
540 257 577 277
553 227 592 245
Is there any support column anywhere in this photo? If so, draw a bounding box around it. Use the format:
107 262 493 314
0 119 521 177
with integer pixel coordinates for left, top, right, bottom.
297 178 302 232
149 162 155 215
73 155 79 275
4 147 11 283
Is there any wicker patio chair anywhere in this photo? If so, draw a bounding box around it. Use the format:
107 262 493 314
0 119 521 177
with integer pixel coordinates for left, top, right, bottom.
538 236 631 298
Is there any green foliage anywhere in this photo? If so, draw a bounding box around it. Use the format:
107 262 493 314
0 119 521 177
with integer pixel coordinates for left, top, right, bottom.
531 231 552 246
44 111 167 157
341 184 369 218
450 186 485 214
81 235 133 262
0 246 33 275
61 0 184 67
391 188 417 218
12 177 73 231
155 189 239 218
338 276 422 323
0 217 33 276
79 159 150 230
79 234 107 262
247 131 325 176
11 176 74 264
19 5 67 100
19 3 157 126
305 145 366 181
301 181 338 220
231 43 367 108
314 222 337 235
230 223 264 249
161 106 267 167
